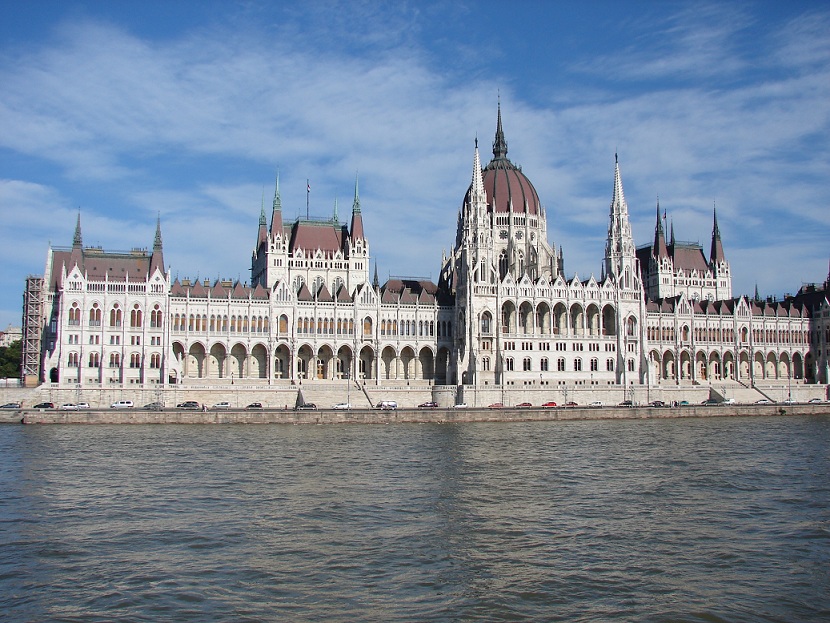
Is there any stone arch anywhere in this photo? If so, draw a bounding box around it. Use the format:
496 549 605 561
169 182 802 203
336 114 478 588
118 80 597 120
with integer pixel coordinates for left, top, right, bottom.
400 346 416 380
649 349 662 383
626 315 638 337
695 351 708 381
519 301 533 335
586 304 600 336
381 346 397 380
662 349 675 381
708 351 722 380
602 304 616 336
765 352 777 379
535 302 551 335
570 303 584 336
419 347 435 380
230 343 247 379
274 343 291 379
337 345 353 379
251 344 268 379
739 351 750 380
680 350 692 381
722 351 735 380
209 343 227 379
553 303 567 336
297 344 314 380
480 310 493 335
778 352 790 379
501 301 517 334
316 345 334 380
186 343 206 379
792 352 804 380
359 345 375 380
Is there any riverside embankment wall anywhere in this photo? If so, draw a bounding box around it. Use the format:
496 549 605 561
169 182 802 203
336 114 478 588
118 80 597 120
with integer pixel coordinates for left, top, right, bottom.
9 403 829 425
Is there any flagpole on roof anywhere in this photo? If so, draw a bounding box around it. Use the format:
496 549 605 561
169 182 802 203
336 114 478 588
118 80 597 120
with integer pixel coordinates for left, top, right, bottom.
306 179 310 220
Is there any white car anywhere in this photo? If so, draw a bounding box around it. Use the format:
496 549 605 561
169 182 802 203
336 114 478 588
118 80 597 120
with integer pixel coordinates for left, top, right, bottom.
332 403 352 410
212 402 232 410
453 403 467 408
76 402 90 409
60 403 79 410
588 401 603 407
110 400 134 409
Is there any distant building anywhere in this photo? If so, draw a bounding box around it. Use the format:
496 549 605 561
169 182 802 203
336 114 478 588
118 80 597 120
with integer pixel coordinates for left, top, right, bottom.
22 107 830 392
0 325 22 348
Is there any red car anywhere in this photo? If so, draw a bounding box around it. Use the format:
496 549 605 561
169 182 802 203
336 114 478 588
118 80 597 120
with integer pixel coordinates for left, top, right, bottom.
488 402 504 409
516 402 532 408
542 401 558 408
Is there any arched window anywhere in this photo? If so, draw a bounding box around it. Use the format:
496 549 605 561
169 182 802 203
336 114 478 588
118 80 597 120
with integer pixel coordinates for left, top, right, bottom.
130 304 143 328
498 251 508 280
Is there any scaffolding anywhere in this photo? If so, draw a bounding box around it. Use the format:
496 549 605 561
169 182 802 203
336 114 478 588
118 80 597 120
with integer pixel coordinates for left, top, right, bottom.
22 275 44 386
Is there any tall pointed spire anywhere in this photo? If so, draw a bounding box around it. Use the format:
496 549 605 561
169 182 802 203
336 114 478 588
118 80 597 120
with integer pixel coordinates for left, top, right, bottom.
333 196 339 223
653 198 668 259
373 260 379 290
710 202 725 264
257 188 268 247
350 173 365 240
669 219 675 246
72 211 82 248
153 213 163 250
492 99 508 160
150 214 165 275
471 137 485 199
604 153 637 283
270 170 283 235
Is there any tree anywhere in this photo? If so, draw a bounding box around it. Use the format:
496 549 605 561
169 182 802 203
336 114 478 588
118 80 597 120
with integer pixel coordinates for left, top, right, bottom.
0 340 21 378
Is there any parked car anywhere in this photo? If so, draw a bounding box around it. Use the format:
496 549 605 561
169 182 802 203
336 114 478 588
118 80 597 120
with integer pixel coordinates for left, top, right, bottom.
516 402 533 408
110 400 134 409
701 398 720 406
418 401 438 409
75 402 90 409
678 400 690 406
722 398 735 405
488 402 504 409
755 399 771 404
212 402 231 410
332 403 352 410
245 402 264 410
541 401 558 408
296 403 318 410
808 398 825 403
143 402 164 411
33 402 55 409
0 402 21 409
618 400 634 407
649 400 665 407
376 401 398 410
453 403 467 408
60 403 79 410
588 401 603 408
564 402 578 407
176 401 200 410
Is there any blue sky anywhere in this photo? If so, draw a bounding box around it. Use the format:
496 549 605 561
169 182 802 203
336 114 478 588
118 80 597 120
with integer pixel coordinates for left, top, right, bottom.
1 1 828 329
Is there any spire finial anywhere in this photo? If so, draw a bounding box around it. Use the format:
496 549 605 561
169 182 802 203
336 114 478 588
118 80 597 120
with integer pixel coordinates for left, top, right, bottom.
352 172 361 214
154 213 163 249
259 187 266 225
333 196 339 223
73 210 82 248
272 169 281 211
493 99 508 160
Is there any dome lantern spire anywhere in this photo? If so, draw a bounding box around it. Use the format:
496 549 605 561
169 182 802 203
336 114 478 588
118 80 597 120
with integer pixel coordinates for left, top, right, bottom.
492 99 508 161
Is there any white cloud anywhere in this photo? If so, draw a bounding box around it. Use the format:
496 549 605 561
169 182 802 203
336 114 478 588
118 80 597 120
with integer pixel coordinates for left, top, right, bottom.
0 3 828 329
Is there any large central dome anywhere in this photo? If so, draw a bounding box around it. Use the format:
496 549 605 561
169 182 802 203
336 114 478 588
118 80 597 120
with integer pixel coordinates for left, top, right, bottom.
465 106 542 215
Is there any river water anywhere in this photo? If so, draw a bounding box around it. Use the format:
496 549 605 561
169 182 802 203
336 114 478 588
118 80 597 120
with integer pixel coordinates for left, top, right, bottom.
1 416 828 622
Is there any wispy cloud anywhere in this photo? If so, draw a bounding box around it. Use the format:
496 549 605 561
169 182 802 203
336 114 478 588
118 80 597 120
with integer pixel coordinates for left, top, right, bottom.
0 3 828 328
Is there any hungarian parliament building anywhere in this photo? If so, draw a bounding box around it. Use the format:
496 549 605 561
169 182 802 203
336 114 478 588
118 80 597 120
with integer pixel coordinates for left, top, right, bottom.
22 107 830 395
